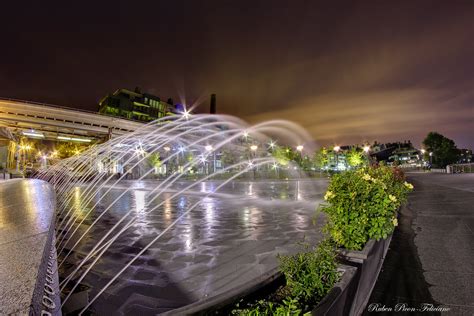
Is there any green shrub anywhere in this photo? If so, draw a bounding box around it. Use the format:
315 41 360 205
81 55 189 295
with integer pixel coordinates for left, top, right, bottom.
232 239 338 315
278 239 339 305
320 165 413 250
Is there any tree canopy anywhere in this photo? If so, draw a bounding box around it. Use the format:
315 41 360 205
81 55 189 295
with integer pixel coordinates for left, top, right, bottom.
422 132 459 167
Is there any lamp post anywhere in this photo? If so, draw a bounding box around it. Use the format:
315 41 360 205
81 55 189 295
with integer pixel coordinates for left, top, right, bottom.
333 146 340 171
250 144 258 177
429 152 433 166
363 145 370 165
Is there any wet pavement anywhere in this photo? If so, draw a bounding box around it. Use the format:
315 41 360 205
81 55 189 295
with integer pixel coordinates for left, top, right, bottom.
58 179 328 315
366 173 474 316
0 179 57 315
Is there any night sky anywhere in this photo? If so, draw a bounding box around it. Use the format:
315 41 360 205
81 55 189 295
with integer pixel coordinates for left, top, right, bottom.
1 1 473 149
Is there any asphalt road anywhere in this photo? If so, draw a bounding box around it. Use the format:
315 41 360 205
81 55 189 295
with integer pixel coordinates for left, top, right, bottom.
366 173 474 316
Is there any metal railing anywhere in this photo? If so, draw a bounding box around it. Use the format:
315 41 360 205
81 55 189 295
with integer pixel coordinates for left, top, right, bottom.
448 163 474 173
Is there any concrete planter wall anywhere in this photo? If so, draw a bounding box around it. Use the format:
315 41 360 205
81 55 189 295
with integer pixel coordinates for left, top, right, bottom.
164 265 358 316
338 234 393 316
310 265 358 316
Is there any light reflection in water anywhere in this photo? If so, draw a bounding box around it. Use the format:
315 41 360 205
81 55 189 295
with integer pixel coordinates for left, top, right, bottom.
296 181 301 200
133 190 146 213
164 194 172 224
247 183 254 196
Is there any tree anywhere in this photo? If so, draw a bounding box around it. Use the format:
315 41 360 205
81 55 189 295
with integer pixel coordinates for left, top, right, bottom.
347 148 364 167
422 132 459 167
147 152 161 169
313 147 330 170
220 149 237 167
272 146 291 166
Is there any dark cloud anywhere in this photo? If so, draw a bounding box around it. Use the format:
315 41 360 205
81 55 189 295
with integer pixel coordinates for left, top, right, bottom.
0 1 473 148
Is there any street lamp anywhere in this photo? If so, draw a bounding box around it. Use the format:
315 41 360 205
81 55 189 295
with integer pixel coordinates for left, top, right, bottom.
429 152 433 165
182 109 191 119
334 146 340 170
296 145 304 152
363 145 370 153
250 145 258 151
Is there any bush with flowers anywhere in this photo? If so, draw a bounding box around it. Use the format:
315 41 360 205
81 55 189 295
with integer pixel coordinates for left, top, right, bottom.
320 165 413 250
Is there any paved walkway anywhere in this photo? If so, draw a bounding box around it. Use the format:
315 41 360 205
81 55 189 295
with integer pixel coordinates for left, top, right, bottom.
366 173 474 315
0 179 59 315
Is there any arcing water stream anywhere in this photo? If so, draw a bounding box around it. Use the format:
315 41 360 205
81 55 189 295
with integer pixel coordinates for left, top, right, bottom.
35 114 327 314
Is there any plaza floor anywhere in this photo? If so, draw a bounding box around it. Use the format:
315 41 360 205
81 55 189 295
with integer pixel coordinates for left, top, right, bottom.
59 179 328 314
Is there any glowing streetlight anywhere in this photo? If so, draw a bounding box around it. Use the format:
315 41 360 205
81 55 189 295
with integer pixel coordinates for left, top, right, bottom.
164 146 171 152
135 148 145 156
296 145 304 152
421 149 426 154
182 109 191 119
242 131 249 138
363 145 370 153
268 140 276 149
205 145 213 151
429 152 433 156
250 145 258 151
333 145 341 171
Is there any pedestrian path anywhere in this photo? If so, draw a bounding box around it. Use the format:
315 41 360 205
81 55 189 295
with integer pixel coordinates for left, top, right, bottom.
365 173 474 315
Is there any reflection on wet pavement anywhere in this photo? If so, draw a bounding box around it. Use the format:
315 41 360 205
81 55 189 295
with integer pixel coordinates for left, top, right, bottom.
60 179 328 315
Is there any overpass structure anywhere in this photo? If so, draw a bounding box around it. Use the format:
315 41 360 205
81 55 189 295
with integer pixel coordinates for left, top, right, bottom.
0 98 145 142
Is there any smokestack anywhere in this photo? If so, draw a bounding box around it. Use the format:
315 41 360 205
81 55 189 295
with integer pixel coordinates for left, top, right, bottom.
210 94 216 114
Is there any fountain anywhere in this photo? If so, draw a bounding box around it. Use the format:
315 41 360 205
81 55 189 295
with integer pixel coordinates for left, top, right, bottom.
35 113 328 315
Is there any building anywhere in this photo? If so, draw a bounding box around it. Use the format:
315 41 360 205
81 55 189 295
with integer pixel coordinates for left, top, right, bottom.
99 88 176 122
457 148 472 163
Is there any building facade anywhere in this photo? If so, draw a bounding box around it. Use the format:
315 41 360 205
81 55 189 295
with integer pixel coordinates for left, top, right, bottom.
99 88 175 122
